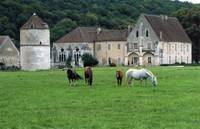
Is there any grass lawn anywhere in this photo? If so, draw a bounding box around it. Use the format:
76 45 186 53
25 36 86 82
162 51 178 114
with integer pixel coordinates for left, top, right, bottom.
0 67 200 129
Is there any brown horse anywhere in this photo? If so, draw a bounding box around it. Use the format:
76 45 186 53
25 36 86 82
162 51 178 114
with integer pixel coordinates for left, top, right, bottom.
116 70 123 85
64 68 83 86
84 67 93 86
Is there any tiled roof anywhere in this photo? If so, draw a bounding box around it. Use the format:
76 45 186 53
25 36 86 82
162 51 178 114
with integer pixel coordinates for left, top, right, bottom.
55 27 127 43
144 14 191 43
21 13 49 29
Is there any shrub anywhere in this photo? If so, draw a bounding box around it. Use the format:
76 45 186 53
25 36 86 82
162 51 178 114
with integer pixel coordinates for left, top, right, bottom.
181 62 186 65
109 63 116 67
66 55 72 67
81 53 99 67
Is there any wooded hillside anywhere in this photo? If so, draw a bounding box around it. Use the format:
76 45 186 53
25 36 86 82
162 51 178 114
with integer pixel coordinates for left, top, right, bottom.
0 0 197 46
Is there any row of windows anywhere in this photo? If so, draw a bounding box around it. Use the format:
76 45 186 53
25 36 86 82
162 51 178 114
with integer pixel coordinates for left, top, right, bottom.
130 43 152 49
108 57 121 64
168 56 189 63
136 30 149 37
163 44 190 52
97 43 121 51
128 57 152 65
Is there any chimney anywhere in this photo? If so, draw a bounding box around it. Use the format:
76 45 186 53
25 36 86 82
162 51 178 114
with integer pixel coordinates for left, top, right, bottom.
165 15 168 20
161 15 168 21
160 15 164 21
97 27 101 35
160 31 163 40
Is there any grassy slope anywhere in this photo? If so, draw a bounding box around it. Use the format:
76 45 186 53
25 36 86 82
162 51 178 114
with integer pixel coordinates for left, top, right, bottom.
0 67 200 129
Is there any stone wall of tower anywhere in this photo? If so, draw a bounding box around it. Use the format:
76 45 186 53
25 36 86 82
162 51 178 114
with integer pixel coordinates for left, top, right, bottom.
20 29 50 70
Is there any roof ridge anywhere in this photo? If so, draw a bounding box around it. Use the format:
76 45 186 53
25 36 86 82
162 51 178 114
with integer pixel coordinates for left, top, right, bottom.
144 14 176 19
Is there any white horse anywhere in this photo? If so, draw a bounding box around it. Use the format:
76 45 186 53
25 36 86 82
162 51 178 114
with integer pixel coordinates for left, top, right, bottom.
126 68 157 86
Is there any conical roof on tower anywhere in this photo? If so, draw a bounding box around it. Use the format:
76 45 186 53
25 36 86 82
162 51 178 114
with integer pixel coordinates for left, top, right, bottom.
21 13 49 29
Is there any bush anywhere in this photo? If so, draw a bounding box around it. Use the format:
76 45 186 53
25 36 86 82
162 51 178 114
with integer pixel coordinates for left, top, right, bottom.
81 53 99 67
181 62 186 65
66 55 72 67
175 62 180 65
109 63 116 67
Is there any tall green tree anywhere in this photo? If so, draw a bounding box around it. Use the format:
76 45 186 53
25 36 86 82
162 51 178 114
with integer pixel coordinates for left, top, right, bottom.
51 18 77 42
172 7 200 63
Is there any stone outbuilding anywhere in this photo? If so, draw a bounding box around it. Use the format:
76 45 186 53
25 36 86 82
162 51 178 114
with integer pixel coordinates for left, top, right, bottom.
0 36 19 67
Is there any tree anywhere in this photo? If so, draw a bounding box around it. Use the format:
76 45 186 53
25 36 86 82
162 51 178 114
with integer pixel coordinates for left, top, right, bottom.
81 53 98 67
51 18 77 43
172 7 200 63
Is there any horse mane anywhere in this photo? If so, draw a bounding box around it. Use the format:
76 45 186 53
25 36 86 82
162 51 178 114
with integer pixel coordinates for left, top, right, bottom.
142 69 155 78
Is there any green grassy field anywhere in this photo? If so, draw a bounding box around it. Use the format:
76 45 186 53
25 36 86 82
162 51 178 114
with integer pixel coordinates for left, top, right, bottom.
0 67 200 129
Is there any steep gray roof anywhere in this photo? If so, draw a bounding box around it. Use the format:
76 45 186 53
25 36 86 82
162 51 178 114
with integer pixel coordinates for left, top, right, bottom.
21 13 49 29
55 27 127 43
0 36 8 46
144 14 191 43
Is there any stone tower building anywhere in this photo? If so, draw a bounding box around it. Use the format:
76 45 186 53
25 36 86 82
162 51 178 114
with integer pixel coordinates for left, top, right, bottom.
20 13 50 70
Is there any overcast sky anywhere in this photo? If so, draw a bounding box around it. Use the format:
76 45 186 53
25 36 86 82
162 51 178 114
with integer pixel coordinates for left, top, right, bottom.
178 0 200 3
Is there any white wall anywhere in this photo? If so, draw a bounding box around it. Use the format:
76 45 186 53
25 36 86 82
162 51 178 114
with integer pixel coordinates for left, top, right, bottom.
20 46 50 70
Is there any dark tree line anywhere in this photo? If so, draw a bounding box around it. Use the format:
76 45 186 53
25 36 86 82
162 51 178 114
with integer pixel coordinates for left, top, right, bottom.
0 0 197 48
173 6 200 63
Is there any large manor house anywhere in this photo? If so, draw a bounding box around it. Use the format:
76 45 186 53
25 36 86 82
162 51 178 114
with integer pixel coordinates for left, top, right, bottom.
0 13 192 70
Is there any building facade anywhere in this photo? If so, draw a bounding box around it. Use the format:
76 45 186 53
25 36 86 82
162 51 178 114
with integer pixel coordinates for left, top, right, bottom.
20 13 50 70
126 14 192 66
0 36 19 67
52 14 192 67
52 27 127 67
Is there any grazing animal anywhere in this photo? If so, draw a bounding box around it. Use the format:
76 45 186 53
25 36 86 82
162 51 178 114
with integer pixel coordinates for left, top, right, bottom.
64 68 83 86
116 70 123 85
84 67 93 86
126 68 157 86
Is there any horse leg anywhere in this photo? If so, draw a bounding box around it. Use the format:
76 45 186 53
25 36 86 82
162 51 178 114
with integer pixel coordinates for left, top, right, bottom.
89 78 92 86
120 78 122 85
117 78 119 85
128 78 132 86
69 79 71 87
140 79 143 86
74 79 76 86
125 77 128 86
144 79 147 86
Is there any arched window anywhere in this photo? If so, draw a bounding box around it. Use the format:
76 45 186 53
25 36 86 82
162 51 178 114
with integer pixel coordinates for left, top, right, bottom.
108 57 111 64
136 30 139 37
148 57 151 63
146 30 149 37
59 48 66 63
31 24 34 29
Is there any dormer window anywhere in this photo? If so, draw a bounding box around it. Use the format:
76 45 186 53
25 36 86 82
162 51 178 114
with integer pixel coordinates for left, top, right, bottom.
136 30 139 37
146 30 149 37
